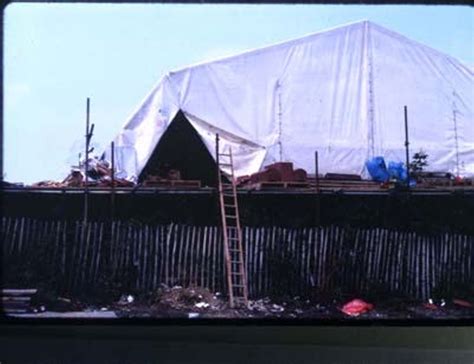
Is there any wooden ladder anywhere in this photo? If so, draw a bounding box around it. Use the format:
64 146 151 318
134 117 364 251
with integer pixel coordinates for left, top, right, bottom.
216 134 249 308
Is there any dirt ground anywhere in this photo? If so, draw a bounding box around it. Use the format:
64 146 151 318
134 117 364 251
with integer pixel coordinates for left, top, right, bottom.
18 285 473 320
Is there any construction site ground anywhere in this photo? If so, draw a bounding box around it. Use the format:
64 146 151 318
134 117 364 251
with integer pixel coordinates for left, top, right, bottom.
7 286 474 320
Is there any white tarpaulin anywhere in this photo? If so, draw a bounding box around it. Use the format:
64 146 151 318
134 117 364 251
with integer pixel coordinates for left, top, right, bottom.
105 20 474 180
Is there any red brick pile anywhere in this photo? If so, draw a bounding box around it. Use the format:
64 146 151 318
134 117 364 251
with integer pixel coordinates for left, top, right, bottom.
237 162 307 186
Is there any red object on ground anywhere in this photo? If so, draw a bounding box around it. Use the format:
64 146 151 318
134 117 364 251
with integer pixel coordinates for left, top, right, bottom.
245 162 309 185
250 168 281 183
293 169 308 182
453 299 473 308
265 162 294 181
454 176 464 185
236 175 251 186
340 299 374 316
423 303 438 310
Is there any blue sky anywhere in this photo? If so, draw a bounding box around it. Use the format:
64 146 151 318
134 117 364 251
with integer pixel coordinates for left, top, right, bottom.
4 4 474 183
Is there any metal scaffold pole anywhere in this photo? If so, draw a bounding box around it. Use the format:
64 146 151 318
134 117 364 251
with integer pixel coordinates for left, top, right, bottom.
404 105 410 190
315 150 320 226
84 98 90 224
111 141 115 221
84 97 94 224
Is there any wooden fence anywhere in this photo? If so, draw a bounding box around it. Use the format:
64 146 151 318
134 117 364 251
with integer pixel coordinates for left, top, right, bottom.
2 217 473 300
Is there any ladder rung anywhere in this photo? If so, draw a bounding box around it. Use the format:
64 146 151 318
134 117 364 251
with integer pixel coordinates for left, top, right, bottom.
219 163 232 167
226 215 237 219
224 204 235 208
219 153 232 157
232 284 245 288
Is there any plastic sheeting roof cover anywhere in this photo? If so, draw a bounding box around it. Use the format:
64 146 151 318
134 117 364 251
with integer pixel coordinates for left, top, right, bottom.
105 20 474 180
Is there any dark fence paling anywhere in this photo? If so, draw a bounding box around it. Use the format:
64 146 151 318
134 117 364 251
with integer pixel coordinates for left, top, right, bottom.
2 217 473 300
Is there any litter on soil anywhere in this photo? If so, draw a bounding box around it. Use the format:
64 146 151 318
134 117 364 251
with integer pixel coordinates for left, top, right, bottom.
340 299 374 317
150 285 224 311
8 286 474 320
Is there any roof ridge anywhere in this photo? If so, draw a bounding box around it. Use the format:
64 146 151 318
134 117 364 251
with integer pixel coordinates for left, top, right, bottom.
367 21 468 66
168 20 469 75
168 19 371 74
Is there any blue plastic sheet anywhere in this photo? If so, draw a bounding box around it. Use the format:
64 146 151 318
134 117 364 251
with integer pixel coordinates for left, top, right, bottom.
366 157 390 182
387 161 408 182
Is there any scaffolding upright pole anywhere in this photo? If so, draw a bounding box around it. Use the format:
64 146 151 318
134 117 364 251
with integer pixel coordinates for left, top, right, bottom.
215 133 220 224
215 133 220 186
84 98 90 224
111 141 115 221
315 151 320 226
404 105 410 190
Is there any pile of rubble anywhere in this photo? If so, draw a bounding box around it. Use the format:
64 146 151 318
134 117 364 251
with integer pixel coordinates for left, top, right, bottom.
150 285 225 312
237 162 308 186
30 157 134 188
141 166 201 188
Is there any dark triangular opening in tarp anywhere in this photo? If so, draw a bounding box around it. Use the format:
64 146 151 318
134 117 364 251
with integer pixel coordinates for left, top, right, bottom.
139 110 218 187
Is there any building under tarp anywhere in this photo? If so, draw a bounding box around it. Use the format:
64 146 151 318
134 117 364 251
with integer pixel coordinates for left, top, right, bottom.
105 20 473 184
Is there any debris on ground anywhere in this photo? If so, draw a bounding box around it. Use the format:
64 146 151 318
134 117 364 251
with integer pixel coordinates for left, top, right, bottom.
423 302 438 310
1 288 38 314
7 283 473 320
151 285 223 312
270 304 285 313
117 294 135 305
31 180 66 188
248 297 272 312
62 170 84 187
28 155 135 188
9 289 474 320
237 162 308 187
194 302 210 309
453 299 473 308
10 310 118 318
340 299 374 317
